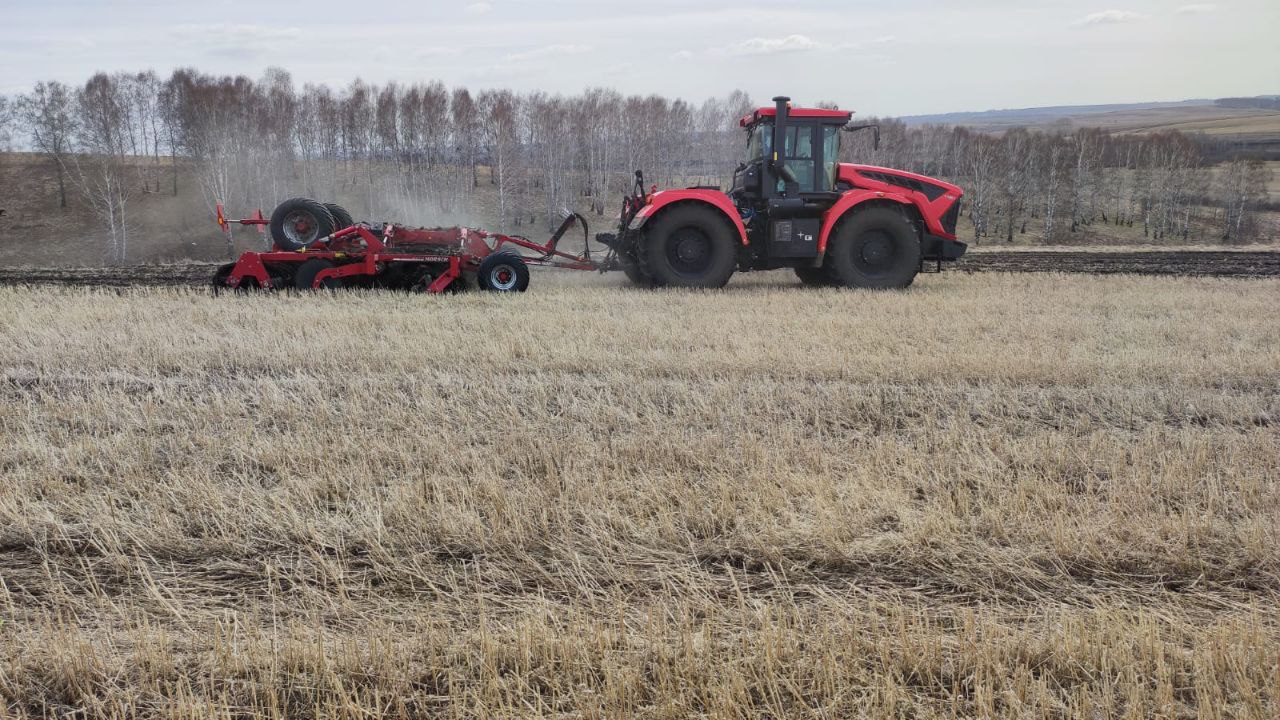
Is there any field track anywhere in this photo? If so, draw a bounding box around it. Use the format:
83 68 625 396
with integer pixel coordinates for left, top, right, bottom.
0 250 1277 287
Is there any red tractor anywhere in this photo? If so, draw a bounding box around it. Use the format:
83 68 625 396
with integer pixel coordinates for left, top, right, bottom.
598 96 966 288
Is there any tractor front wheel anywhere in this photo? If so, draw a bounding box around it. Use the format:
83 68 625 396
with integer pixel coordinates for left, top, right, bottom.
641 205 737 289
825 208 921 289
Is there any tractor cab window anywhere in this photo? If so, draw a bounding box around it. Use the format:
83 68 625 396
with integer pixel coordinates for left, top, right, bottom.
778 125 816 194
821 125 840 191
745 123 769 164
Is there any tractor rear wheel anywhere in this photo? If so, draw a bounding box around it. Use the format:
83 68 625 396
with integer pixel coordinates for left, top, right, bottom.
294 258 341 290
270 198 335 251
325 203 355 230
641 205 737 288
477 252 530 292
825 207 921 289
620 254 657 287
795 267 834 287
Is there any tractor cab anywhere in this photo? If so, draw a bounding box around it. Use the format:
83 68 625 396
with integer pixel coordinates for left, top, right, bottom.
732 100 850 200
730 97 854 260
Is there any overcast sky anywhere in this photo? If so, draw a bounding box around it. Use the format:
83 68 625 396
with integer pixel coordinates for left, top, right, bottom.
1 0 1276 116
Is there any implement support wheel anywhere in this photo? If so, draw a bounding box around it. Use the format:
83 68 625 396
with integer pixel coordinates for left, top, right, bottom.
477 253 530 292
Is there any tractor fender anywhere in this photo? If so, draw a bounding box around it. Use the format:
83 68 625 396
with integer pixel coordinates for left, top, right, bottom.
818 189 916 254
632 189 749 245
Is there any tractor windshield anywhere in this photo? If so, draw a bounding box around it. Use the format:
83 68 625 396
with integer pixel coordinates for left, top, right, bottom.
745 123 769 163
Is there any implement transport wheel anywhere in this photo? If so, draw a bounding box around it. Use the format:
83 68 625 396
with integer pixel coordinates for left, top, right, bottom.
795 267 835 287
641 205 737 288
477 252 530 292
325 203 355 230
825 207 922 289
294 258 341 290
270 198 336 251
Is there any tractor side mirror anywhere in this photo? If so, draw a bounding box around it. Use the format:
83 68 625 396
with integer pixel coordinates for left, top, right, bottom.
843 123 881 151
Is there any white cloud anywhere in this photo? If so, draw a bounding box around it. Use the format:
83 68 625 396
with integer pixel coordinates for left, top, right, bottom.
695 33 894 59
464 2 491 16
1175 3 1218 14
721 34 822 56
1071 9 1146 26
670 50 694 60
167 23 302 57
505 43 591 62
170 23 302 41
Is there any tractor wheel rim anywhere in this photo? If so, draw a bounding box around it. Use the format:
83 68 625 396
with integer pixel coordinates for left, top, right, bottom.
857 231 895 272
489 264 518 290
667 228 712 274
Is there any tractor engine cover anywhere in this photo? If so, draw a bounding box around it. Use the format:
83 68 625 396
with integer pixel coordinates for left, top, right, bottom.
768 218 820 258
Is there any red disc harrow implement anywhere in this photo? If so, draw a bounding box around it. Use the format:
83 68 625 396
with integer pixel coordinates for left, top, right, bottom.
212 198 602 294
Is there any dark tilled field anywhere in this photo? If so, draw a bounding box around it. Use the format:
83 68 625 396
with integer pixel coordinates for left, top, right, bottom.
0 251 1277 287
959 250 1280 278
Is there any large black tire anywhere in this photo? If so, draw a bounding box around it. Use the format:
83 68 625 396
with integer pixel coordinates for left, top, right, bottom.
795 267 835 287
824 207 921 289
477 252 530 292
620 253 657 287
270 198 335 251
325 203 355 230
294 258 341 290
640 205 738 288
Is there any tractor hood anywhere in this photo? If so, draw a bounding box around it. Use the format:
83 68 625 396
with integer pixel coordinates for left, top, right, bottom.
839 164 964 240
838 164 963 202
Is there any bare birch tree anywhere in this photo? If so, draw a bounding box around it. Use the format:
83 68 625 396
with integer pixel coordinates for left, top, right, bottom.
73 73 134 262
1218 159 1271 242
18 81 76 209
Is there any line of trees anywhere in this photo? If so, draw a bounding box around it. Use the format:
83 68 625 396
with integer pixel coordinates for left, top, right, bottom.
1 68 1273 262
844 121 1273 244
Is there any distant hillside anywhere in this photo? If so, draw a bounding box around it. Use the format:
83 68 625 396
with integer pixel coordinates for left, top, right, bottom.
901 99 1213 127
900 97 1280 159
902 96 1280 132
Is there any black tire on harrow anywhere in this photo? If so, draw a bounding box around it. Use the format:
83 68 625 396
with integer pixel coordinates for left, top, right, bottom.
270 198 335 251
294 258 341 290
824 207 922 289
477 252 530 292
325 203 355 231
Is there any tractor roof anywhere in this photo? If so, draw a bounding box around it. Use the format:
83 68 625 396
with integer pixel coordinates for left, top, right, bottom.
739 106 853 127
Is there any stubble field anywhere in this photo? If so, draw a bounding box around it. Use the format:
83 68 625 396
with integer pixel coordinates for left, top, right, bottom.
1 271 1277 718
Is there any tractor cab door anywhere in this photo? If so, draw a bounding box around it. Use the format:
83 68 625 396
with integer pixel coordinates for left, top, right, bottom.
764 121 843 258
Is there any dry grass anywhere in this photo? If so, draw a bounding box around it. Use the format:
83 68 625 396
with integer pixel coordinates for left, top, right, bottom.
1 271 1277 719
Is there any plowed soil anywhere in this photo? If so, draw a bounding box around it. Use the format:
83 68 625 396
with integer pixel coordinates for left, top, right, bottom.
0 251 1276 288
